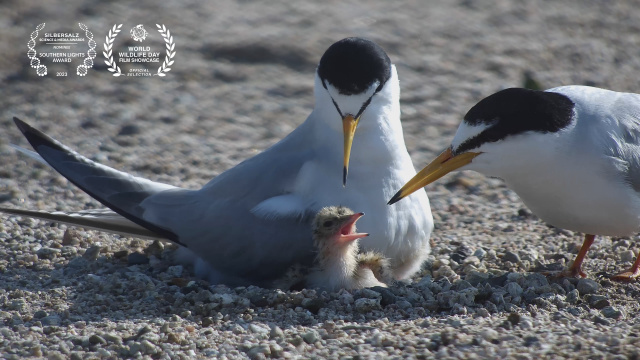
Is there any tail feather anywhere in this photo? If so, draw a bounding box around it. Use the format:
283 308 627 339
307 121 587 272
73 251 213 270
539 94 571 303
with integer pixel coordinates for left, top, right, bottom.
0 207 165 240
12 117 182 244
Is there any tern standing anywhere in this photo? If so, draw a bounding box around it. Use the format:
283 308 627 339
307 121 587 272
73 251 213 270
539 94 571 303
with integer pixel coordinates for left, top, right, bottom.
390 86 640 280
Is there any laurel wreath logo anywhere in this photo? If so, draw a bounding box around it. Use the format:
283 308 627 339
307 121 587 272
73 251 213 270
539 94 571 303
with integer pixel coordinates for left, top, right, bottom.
155 24 175 77
27 23 47 76
77 23 96 76
103 24 123 77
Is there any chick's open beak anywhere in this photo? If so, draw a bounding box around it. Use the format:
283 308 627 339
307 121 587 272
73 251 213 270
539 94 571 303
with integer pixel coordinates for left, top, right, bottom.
387 147 481 205
339 212 369 242
342 114 360 186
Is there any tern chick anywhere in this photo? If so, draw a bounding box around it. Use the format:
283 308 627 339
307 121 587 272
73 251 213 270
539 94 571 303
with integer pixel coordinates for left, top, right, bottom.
390 86 640 281
303 206 393 291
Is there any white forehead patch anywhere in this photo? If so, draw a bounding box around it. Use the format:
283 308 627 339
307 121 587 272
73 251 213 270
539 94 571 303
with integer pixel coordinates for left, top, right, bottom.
450 120 495 152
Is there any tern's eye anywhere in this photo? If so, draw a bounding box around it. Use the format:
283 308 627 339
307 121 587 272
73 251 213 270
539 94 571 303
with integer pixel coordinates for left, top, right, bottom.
323 220 334 227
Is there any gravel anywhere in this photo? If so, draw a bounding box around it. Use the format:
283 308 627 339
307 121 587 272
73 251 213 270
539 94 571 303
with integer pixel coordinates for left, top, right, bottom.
2 0 640 359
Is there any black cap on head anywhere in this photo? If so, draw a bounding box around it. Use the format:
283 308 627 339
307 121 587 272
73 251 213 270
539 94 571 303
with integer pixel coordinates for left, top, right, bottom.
317 37 391 96
455 88 575 154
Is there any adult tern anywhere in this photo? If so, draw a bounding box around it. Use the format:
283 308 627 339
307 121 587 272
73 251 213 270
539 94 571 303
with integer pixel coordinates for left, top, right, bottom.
2 37 433 287
389 86 640 280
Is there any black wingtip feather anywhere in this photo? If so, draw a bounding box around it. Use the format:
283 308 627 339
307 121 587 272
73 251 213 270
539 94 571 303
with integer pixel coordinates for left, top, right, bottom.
11 118 183 245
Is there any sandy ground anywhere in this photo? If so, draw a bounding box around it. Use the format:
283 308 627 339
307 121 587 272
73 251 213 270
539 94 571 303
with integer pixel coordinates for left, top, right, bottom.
1 1 640 359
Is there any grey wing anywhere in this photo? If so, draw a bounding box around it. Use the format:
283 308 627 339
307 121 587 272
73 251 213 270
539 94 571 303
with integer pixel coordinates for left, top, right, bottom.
13 118 183 243
0 207 163 240
13 117 319 283
141 122 319 282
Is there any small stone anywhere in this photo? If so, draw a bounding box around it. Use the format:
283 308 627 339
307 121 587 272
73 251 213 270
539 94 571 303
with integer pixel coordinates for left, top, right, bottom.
507 312 520 325
505 282 523 297
620 249 636 263
140 339 158 355
480 328 499 342
41 315 61 326
601 306 622 319
118 124 141 136
62 229 81 245
144 240 165 257
269 325 284 340
202 317 214 327
523 336 539 347
473 248 487 259
247 344 271 359
83 245 102 261
566 289 579 304
301 297 324 314
577 278 599 295
34 310 48 319
269 343 284 357
249 323 269 335
127 252 150 265
503 251 520 263
167 333 180 344
302 330 320 344
593 316 610 325
36 247 61 259
370 286 397 306
31 345 42 357
103 333 122 345
354 298 381 313
289 335 303 346
89 334 106 345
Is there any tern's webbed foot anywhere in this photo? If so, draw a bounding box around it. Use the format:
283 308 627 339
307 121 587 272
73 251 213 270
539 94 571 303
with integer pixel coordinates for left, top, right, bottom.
610 268 640 282
543 265 588 279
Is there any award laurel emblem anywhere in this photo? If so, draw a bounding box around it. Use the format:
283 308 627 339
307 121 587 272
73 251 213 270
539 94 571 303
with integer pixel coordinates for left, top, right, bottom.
77 23 97 76
155 24 176 77
27 22 96 77
102 24 176 78
103 24 124 76
27 23 47 76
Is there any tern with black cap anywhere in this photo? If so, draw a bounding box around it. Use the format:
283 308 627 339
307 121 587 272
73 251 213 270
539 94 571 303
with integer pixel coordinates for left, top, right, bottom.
389 85 640 281
2 37 433 287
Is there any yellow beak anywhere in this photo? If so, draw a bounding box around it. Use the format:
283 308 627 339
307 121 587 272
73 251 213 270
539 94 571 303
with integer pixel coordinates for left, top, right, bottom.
342 114 360 186
388 147 481 204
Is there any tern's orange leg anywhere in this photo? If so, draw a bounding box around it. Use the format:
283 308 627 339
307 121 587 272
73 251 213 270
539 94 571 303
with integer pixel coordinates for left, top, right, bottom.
556 234 595 278
611 251 640 281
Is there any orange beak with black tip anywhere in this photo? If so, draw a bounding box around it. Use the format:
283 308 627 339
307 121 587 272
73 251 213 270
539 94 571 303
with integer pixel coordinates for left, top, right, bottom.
387 147 481 205
342 114 360 187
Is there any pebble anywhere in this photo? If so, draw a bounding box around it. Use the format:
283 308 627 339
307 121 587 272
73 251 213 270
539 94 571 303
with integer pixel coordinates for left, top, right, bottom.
269 325 285 340
89 334 106 345
576 279 600 295
127 252 150 265
619 250 636 263
354 298 381 313
566 289 579 304
601 306 622 319
302 330 320 344
503 251 521 263
40 315 61 326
